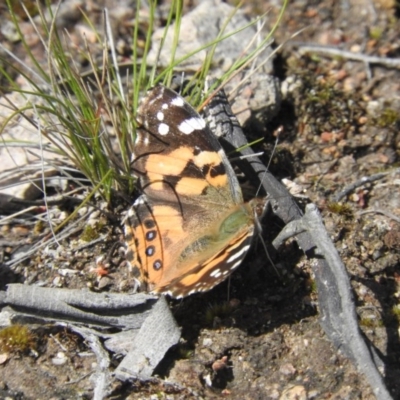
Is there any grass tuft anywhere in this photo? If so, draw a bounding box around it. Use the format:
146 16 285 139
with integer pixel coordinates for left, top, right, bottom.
0 0 287 267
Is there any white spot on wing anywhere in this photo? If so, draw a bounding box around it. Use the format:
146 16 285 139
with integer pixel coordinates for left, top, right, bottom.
230 260 243 270
133 196 146 206
209 269 221 278
157 111 164 121
162 103 168 109
227 244 251 263
158 123 169 135
171 96 184 107
178 117 206 134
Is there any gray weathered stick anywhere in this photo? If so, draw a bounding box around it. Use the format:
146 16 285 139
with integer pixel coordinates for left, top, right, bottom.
70 325 112 400
2 284 158 329
274 204 392 400
115 296 181 380
1 284 182 382
205 88 393 400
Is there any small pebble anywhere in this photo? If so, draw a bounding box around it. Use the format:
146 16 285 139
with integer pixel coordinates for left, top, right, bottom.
52 352 67 366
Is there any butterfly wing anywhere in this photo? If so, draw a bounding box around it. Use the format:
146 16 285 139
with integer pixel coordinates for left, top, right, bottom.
125 196 256 298
126 86 258 297
132 86 243 206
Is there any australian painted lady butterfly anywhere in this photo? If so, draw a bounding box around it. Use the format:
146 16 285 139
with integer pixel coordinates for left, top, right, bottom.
124 86 267 298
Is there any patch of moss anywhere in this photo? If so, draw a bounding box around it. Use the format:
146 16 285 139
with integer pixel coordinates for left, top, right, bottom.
306 82 336 104
177 344 194 359
359 317 383 328
391 305 400 322
80 224 100 242
376 108 398 127
0 324 36 353
33 219 45 235
306 277 318 294
204 301 234 325
327 202 354 220
369 27 383 40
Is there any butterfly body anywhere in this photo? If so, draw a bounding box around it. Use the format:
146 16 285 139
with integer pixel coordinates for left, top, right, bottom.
124 86 266 298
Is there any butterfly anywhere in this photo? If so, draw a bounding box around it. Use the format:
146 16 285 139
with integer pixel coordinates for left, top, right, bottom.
124 85 267 298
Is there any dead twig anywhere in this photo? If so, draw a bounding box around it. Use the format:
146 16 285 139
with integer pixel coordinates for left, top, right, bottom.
332 169 400 202
114 296 181 381
1 284 158 329
294 43 400 69
358 208 400 224
273 204 393 400
206 87 393 400
68 325 111 400
1 284 181 384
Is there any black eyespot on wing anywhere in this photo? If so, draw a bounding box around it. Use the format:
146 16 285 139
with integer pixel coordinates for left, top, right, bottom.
144 219 156 229
145 245 155 256
146 230 157 241
153 260 162 271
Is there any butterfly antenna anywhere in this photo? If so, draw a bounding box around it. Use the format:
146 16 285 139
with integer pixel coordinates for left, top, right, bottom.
253 195 282 279
258 230 281 279
266 126 282 171
255 125 283 198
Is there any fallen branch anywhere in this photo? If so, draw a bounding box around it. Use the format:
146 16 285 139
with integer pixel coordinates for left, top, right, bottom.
294 43 400 69
273 204 392 400
332 169 400 202
0 284 181 382
1 284 158 329
115 296 181 381
69 325 111 400
358 208 400 223
205 87 393 400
